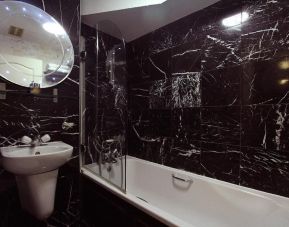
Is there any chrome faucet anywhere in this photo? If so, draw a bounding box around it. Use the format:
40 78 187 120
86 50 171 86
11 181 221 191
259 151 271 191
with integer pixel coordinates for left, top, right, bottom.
102 139 120 164
31 135 42 147
104 148 118 163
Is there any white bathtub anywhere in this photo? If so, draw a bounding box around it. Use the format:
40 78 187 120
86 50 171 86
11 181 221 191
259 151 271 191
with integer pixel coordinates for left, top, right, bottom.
81 156 289 227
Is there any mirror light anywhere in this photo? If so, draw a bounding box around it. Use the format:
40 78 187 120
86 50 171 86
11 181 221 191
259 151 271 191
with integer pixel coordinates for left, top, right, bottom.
42 22 66 35
0 1 74 88
222 12 249 27
279 60 289 70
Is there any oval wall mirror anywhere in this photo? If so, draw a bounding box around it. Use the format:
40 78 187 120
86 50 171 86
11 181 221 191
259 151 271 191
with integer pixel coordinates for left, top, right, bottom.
0 1 74 88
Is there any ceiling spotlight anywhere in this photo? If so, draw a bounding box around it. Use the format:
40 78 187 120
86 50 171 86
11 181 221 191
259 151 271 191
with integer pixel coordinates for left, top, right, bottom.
222 12 249 27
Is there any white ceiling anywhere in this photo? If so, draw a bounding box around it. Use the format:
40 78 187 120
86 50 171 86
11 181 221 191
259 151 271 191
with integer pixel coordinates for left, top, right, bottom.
81 0 168 15
81 0 220 42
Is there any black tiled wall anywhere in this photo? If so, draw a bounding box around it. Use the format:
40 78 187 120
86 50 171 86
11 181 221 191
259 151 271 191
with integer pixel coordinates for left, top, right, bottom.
0 0 81 226
127 0 289 197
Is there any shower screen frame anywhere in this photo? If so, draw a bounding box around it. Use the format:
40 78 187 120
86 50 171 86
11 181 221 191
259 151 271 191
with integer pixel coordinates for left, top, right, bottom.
79 20 127 192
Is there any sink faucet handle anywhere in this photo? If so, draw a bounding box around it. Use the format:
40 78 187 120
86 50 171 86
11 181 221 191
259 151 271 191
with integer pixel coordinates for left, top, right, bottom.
21 136 32 144
40 134 51 143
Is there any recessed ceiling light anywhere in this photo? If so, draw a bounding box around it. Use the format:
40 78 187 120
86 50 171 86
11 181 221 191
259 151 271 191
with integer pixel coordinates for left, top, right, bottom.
147 0 167 4
222 12 249 27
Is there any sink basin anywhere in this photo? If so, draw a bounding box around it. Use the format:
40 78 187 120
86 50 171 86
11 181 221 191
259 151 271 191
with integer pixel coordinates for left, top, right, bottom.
1 141 73 175
0 141 73 220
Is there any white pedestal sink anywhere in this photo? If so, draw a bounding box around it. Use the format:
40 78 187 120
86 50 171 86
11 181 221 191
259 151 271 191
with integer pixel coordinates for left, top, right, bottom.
0 141 73 220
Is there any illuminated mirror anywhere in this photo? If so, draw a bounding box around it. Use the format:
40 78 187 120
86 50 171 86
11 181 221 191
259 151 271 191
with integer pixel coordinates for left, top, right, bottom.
0 1 74 88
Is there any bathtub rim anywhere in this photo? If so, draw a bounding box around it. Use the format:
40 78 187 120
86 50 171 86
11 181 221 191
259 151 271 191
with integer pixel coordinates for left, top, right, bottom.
81 155 289 227
124 155 289 208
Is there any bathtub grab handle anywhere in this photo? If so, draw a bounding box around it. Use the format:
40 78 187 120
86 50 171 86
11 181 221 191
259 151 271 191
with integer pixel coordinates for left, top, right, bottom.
172 173 193 183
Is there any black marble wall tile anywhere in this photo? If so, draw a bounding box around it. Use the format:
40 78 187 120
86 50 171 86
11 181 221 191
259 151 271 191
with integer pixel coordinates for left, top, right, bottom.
128 50 171 85
171 41 202 74
172 108 201 141
171 25 203 50
127 33 152 60
201 142 241 184
241 104 289 151
242 57 289 105
240 146 289 197
202 27 242 71
149 49 171 80
129 79 171 111
130 109 171 138
171 73 201 108
167 140 201 174
149 79 171 109
150 28 173 55
201 106 241 146
202 66 241 106
127 57 151 84
241 0 289 62
128 109 171 164
168 108 202 173
96 108 126 136
128 82 150 110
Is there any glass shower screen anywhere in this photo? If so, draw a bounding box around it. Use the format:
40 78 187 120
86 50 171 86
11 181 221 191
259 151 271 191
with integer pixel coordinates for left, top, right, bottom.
80 20 127 191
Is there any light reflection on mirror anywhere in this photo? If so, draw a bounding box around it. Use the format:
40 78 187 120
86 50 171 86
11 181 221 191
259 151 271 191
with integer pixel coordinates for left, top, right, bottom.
278 59 289 70
0 1 74 88
278 79 289 86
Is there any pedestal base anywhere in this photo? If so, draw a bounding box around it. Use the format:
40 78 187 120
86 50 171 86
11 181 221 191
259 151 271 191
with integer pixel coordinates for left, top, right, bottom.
16 169 58 220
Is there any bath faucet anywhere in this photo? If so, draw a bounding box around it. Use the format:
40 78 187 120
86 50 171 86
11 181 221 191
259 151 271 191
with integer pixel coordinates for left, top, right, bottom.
103 148 118 164
101 139 121 168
